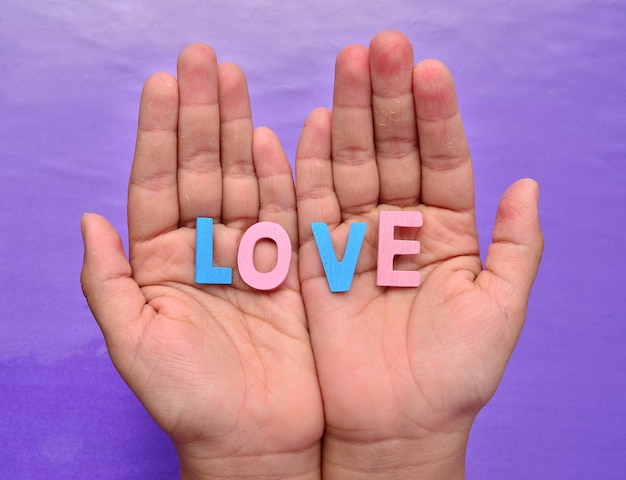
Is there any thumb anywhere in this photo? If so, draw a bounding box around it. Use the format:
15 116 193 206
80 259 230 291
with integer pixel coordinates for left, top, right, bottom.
80 213 145 347
479 179 544 323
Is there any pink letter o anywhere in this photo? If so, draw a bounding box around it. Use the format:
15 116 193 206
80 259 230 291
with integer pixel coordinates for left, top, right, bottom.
237 222 291 290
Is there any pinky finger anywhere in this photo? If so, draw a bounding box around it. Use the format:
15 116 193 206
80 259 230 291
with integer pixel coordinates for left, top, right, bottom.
254 127 298 249
295 108 340 244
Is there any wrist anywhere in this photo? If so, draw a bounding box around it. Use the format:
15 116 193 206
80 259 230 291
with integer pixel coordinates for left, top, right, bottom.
176 441 321 480
321 430 469 480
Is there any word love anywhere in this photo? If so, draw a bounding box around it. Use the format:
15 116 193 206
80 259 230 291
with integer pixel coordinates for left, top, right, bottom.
195 211 423 293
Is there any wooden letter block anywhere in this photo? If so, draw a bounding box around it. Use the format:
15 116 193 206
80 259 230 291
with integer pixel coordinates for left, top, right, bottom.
312 222 366 292
237 222 291 290
376 211 422 287
195 217 233 284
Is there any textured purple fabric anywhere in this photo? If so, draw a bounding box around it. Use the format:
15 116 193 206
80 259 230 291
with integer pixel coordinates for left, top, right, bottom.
1 0 625 477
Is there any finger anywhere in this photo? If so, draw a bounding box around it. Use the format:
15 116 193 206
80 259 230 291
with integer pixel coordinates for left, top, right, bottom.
414 59 474 212
176 43 222 226
252 127 301 290
80 214 146 350
218 62 257 228
128 72 179 243
331 45 380 216
369 30 420 206
253 126 298 249
478 179 544 326
295 107 339 244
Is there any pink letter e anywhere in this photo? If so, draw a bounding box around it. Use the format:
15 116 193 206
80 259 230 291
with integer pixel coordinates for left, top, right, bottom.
376 211 422 287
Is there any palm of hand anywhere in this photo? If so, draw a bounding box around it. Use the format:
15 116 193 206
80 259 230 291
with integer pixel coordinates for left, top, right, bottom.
81 43 323 459
300 206 504 442
295 32 541 446
127 225 320 451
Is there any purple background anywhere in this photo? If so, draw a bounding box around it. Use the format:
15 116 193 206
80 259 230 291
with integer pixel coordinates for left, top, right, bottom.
1 0 625 478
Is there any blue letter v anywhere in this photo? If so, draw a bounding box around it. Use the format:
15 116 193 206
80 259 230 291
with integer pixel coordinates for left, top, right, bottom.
311 222 366 292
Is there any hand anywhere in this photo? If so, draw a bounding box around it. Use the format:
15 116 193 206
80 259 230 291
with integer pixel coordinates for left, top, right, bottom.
81 44 323 480
295 30 543 478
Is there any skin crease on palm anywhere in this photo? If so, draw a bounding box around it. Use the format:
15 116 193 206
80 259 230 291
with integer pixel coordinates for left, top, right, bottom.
80 30 543 479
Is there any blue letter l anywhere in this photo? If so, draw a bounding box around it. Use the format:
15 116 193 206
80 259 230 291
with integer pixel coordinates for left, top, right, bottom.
195 217 232 284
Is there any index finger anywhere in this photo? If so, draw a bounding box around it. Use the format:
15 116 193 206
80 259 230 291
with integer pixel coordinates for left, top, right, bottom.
128 72 180 244
414 59 474 212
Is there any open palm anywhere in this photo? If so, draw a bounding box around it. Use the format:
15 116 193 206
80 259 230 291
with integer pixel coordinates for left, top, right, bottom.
81 44 323 476
295 31 543 475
